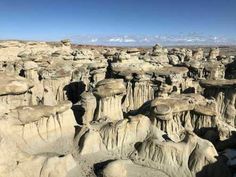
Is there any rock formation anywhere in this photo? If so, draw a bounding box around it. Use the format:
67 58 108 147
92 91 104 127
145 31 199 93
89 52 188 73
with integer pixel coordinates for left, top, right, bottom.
93 79 126 121
1 40 236 177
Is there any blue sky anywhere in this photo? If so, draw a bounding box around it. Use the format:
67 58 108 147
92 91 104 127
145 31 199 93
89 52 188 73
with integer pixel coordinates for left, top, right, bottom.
0 0 236 45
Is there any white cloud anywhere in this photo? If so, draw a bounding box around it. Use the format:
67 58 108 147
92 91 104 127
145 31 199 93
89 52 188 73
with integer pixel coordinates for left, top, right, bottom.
108 37 123 42
108 37 136 43
90 38 98 42
123 38 136 42
141 37 149 42
71 34 236 46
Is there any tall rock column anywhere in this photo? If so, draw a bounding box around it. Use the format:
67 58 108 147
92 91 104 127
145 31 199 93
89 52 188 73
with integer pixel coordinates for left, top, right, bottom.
200 79 236 126
150 100 184 141
122 74 154 112
122 75 134 112
132 74 154 110
23 61 46 105
80 92 97 124
93 79 126 121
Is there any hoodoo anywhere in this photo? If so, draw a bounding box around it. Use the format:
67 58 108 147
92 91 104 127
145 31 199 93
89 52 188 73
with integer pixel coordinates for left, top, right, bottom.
0 40 236 177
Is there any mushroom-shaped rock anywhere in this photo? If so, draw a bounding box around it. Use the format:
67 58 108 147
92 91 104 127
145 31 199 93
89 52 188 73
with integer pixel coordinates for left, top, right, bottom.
150 100 182 141
94 79 126 98
150 94 217 141
200 79 236 126
111 61 156 112
94 79 126 121
154 66 189 94
123 73 154 112
151 103 173 120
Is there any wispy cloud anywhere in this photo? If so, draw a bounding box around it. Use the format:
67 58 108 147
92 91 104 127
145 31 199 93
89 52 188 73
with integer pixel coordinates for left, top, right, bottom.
69 34 236 46
108 37 136 43
90 38 98 43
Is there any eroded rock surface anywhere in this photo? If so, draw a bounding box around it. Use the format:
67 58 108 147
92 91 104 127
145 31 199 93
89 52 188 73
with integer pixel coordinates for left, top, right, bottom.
1 40 236 177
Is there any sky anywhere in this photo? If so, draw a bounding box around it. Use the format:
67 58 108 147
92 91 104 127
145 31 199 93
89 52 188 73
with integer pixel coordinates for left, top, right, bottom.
0 0 236 45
